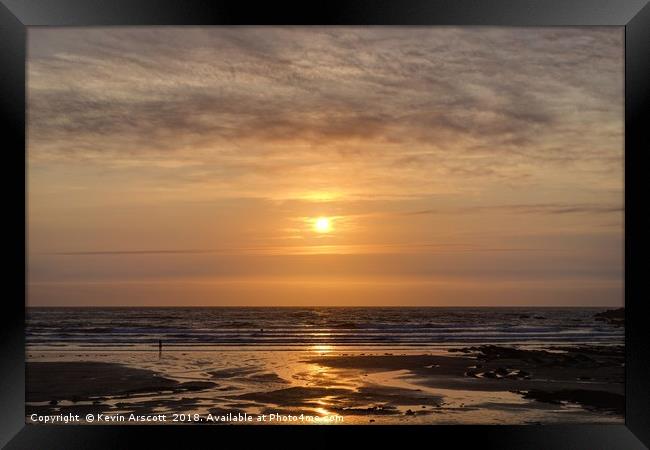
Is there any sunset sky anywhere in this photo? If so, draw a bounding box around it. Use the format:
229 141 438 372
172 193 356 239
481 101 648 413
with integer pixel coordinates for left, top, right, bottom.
27 27 624 306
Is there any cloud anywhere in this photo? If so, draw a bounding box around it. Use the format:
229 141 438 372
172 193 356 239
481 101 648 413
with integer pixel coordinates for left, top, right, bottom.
406 203 624 216
27 27 624 202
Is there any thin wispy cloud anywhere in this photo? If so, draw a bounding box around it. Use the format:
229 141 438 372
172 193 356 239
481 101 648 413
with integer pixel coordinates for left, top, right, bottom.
405 203 624 216
28 27 623 202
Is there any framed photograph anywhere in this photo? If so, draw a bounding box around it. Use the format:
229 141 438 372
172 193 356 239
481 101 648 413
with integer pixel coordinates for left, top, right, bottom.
2 0 649 448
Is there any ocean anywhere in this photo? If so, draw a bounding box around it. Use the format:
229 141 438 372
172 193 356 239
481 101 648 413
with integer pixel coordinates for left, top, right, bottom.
26 307 623 350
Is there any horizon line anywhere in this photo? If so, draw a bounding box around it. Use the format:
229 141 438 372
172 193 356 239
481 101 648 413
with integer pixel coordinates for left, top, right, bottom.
25 305 623 308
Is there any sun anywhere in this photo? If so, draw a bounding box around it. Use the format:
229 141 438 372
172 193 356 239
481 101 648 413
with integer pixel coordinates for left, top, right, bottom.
314 217 332 233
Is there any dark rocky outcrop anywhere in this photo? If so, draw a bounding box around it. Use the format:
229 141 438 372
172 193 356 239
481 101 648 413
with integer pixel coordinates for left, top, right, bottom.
595 308 624 326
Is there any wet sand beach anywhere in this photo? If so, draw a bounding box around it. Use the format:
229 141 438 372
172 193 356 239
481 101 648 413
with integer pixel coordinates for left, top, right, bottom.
26 344 624 424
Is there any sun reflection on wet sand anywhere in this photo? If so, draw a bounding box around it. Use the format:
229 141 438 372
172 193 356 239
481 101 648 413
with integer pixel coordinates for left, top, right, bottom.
310 344 333 355
314 406 332 416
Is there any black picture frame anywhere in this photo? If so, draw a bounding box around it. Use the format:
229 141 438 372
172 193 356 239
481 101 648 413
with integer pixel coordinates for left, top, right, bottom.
1 1 649 448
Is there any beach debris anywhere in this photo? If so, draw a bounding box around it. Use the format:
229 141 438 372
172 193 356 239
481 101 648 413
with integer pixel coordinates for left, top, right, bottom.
464 366 531 380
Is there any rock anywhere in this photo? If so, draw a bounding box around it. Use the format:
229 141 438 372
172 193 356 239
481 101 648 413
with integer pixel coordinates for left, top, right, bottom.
521 389 624 415
594 308 624 326
448 348 472 353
